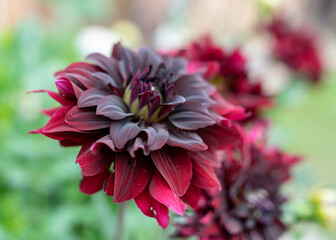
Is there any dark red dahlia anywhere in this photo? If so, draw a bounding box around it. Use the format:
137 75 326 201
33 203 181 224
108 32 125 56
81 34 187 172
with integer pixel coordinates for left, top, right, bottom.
167 36 272 122
175 124 300 239
266 18 323 83
31 43 243 228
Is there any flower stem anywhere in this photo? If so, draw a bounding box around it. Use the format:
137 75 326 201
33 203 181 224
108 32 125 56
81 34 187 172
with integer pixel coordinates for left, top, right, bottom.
115 202 127 240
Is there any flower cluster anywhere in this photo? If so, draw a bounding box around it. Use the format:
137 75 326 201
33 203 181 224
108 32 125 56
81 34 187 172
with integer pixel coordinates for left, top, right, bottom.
168 36 272 122
31 43 244 228
175 124 300 239
266 18 323 83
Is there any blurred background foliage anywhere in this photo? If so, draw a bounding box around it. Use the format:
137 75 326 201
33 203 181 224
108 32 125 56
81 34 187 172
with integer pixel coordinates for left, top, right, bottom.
0 0 336 239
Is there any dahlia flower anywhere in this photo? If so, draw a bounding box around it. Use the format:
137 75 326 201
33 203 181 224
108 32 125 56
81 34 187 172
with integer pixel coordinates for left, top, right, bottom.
266 18 323 83
168 36 272 121
175 124 300 239
31 43 243 228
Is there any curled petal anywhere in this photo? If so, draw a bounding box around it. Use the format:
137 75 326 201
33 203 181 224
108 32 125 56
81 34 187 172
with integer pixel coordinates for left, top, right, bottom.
113 153 154 202
78 88 109 108
134 187 170 229
168 102 215 130
97 95 133 120
167 126 207 151
151 147 192 196
149 171 187 215
109 118 141 149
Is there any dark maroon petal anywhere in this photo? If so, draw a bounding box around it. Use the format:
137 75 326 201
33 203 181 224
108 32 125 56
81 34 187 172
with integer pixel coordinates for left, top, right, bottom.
81 154 112 177
110 118 141 149
41 107 59 117
127 137 146 158
161 95 185 106
151 147 192 196
92 71 122 89
77 88 109 108
65 106 111 131
113 153 153 203
174 74 214 105
134 187 170 229
168 102 216 130
144 123 169 152
43 107 82 133
80 171 109 194
189 148 220 168
30 89 75 106
149 171 187 215
86 53 122 84
180 184 201 210
56 77 75 98
63 61 101 73
92 135 119 152
96 95 133 120
104 173 115 196
167 127 207 151
200 123 240 150
191 159 221 190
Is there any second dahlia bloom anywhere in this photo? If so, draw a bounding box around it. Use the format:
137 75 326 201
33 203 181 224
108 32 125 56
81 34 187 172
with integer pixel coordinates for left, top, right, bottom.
175 124 300 239
168 36 272 122
266 18 323 83
31 43 243 228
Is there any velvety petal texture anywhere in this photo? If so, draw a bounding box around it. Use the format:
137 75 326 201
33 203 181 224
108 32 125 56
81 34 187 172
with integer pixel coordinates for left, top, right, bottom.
31 42 243 228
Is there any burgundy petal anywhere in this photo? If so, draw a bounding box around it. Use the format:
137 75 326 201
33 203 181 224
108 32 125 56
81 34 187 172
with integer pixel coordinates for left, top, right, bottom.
149 171 187 215
145 123 169 152
151 147 192 196
167 127 207 151
86 53 122 84
55 77 76 98
192 159 221 190
65 106 111 131
29 90 75 106
109 119 141 149
80 171 109 194
113 153 153 202
168 102 215 130
134 187 170 229
180 183 201 210
104 173 115 196
96 95 133 120
189 148 221 168
77 88 109 108
81 154 112 177
43 107 82 133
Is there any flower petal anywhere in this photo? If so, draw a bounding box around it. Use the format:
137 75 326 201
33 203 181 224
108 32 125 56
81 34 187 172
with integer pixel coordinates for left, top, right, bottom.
80 171 109 194
113 153 153 202
97 95 133 120
180 184 201 210
134 187 170 229
149 171 187 215
151 147 192 196
168 102 216 130
167 126 207 151
191 159 221 190
104 173 115 196
77 88 109 108
65 106 111 131
110 118 141 149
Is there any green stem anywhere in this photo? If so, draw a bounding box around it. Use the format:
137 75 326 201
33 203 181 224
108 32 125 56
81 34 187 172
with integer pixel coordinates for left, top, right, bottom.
115 202 127 240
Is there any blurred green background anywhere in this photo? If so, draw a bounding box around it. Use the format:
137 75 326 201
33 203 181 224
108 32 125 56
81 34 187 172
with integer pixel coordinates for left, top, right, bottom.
0 0 336 239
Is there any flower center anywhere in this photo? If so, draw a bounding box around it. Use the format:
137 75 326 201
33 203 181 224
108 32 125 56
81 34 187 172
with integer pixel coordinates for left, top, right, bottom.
122 65 184 123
